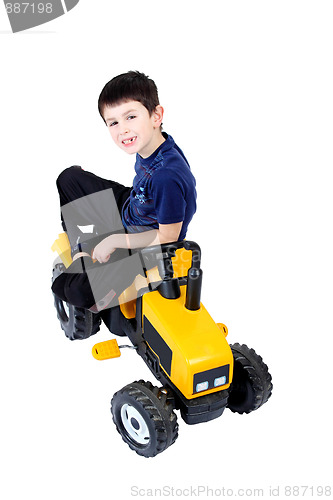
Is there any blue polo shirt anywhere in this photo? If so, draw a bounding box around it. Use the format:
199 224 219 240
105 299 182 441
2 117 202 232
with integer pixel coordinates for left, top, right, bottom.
121 133 196 241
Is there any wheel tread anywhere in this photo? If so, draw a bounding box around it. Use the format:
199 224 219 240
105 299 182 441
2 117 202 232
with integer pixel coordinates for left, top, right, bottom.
52 265 101 340
111 380 178 457
228 343 273 414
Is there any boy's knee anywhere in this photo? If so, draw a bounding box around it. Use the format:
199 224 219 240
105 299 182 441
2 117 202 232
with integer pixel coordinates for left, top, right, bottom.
56 165 83 190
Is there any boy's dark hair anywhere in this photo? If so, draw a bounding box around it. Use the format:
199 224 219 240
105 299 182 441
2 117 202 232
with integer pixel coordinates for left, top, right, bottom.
98 71 160 122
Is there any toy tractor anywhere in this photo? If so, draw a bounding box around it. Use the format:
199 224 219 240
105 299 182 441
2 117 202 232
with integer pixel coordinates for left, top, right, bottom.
52 235 273 458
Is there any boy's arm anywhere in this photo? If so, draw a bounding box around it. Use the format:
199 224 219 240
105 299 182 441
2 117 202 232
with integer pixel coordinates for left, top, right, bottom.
92 222 183 264
155 222 183 243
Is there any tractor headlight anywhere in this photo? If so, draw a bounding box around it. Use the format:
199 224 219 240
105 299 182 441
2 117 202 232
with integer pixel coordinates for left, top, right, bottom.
214 376 227 387
193 365 230 394
196 381 209 393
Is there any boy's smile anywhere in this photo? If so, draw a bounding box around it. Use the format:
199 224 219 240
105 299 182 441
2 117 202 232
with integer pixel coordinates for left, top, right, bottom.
102 100 165 158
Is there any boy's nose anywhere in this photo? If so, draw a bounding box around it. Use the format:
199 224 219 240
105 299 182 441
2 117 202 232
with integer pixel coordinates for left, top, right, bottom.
120 126 130 136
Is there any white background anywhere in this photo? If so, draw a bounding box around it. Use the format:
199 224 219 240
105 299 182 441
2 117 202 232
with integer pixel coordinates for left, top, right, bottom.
1 1 332 499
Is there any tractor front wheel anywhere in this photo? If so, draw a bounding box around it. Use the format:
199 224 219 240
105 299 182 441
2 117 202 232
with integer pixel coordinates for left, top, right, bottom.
111 380 178 457
227 343 272 414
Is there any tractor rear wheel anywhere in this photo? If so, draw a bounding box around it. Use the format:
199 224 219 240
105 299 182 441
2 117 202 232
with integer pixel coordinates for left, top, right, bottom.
111 380 178 457
52 263 101 340
227 343 272 414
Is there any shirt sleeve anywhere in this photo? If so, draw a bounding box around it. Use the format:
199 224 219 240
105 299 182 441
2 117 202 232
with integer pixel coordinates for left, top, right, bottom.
150 169 186 225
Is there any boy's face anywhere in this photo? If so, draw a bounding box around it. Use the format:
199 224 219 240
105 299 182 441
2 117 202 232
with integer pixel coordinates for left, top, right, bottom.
102 100 164 158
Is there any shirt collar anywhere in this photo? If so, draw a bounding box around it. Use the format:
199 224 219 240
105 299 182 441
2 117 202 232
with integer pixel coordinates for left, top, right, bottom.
137 133 174 168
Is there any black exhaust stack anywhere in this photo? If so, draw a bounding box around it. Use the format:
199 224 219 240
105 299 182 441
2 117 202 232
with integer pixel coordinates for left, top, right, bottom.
184 241 202 311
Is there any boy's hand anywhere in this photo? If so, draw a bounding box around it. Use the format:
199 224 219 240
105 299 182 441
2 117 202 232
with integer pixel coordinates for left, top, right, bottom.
92 235 116 264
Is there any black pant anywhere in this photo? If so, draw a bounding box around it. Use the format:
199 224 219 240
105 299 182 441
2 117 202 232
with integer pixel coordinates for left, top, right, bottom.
56 165 132 245
52 166 140 311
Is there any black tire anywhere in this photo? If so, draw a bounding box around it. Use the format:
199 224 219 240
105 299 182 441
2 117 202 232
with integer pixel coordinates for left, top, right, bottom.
227 343 273 414
111 380 178 458
52 264 101 341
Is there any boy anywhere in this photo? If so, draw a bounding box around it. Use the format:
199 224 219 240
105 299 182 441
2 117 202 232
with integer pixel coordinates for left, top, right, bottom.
52 71 197 311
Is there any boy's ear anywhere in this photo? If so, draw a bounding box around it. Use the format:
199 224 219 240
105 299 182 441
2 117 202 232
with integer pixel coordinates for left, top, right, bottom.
152 105 164 128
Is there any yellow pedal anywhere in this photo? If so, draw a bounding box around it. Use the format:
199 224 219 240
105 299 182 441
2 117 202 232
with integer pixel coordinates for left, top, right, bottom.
217 323 228 337
92 339 121 360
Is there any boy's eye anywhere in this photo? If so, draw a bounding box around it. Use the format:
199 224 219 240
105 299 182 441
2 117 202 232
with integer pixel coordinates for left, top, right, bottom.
127 115 136 120
109 121 117 127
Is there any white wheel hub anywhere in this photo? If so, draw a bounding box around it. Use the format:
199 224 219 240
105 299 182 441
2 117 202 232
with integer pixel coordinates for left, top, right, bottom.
120 404 150 445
